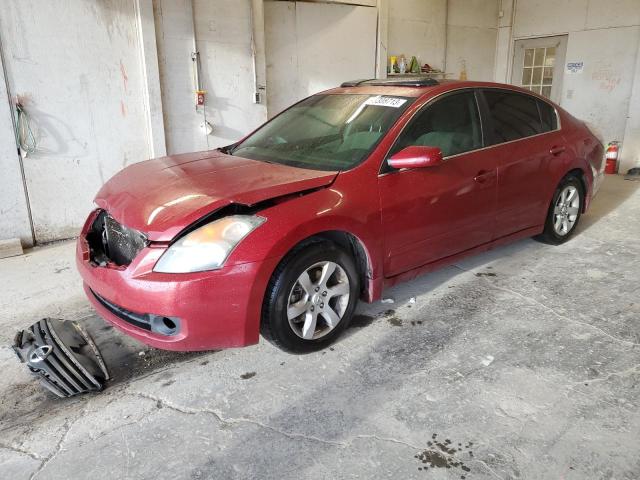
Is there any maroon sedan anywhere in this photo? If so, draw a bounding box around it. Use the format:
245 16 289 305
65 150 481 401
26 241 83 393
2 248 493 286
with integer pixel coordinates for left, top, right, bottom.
77 79 605 353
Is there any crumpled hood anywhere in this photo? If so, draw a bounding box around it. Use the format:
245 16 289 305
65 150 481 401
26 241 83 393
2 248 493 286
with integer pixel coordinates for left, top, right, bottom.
95 150 338 241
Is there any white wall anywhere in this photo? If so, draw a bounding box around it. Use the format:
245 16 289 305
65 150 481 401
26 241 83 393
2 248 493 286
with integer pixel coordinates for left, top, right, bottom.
387 0 499 80
445 0 499 80
264 1 378 116
0 51 32 246
622 39 640 173
388 0 447 71
154 0 267 154
194 0 267 147
499 0 640 172
0 0 152 243
561 26 640 159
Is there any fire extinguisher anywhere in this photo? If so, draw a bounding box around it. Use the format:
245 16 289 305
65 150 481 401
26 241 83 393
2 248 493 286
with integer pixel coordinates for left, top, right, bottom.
605 141 620 174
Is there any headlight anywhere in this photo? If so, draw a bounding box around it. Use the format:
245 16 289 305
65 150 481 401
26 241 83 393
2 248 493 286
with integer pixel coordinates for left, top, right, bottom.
153 215 265 273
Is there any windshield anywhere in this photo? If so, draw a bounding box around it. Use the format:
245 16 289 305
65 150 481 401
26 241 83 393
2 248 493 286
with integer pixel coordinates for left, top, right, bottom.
230 94 414 171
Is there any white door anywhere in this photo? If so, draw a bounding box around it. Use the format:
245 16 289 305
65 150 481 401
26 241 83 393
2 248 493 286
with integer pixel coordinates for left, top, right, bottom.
264 0 378 117
511 36 568 103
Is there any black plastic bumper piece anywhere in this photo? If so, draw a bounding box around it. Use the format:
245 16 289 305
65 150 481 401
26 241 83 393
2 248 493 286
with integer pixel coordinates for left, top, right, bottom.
91 289 181 336
13 318 109 398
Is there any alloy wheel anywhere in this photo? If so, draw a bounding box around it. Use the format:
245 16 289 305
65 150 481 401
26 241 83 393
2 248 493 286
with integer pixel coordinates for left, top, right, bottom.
553 185 580 235
286 261 350 340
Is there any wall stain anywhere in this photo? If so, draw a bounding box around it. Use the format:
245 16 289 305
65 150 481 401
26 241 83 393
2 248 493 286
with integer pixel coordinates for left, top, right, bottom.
120 59 129 93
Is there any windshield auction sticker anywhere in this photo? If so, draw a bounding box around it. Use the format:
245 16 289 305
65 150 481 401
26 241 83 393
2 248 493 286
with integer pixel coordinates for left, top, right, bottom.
365 96 407 108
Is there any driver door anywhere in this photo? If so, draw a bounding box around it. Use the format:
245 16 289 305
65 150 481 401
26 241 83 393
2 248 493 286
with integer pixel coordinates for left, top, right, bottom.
378 90 498 277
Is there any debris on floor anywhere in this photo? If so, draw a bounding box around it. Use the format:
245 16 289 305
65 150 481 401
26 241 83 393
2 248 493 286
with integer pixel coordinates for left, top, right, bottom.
381 297 395 304
414 434 473 477
12 318 109 397
481 355 495 367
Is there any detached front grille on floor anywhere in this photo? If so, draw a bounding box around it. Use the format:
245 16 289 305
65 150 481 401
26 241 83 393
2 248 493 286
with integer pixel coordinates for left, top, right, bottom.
13 319 109 397
87 210 147 266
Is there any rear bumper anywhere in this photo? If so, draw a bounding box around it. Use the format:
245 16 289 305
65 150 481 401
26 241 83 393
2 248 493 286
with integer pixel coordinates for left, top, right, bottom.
76 232 278 351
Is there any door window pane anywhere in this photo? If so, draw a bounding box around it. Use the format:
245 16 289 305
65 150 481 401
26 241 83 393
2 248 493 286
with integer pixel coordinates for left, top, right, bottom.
524 49 535 67
389 92 482 158
544 47 556 66
483 90 543 143
533 48 545 66
520 47 555 99
532 67 543 85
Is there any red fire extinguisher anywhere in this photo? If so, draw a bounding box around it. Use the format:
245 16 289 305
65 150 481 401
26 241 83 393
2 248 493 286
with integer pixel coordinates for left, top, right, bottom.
605 142 620 174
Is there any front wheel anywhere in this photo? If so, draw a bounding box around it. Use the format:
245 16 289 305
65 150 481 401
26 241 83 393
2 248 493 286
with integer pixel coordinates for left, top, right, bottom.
261 241 360 353
535 175 584 245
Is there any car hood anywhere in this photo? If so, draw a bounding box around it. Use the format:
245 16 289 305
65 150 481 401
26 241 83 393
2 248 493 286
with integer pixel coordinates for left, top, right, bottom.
95 150 338 241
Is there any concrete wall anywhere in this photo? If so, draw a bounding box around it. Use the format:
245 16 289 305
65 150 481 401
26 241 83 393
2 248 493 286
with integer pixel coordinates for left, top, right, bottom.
264 1 378 116
622 38 640 173
0 0 153 243
387 0 499 79
155 0 267 154
388 0 447 71
496 0 640 172
445 0 499 80
0 49 32 246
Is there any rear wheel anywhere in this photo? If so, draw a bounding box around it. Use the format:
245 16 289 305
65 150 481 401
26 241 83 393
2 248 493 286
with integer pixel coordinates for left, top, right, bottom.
535 174 584 245
261 241 360 353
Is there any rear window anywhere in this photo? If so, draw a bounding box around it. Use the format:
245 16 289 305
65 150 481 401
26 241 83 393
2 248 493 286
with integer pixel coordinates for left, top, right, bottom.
483 90 544 143
537 99 558 132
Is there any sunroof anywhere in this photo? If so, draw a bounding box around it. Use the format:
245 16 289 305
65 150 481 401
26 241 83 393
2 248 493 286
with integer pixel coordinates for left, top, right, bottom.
340 78 439 88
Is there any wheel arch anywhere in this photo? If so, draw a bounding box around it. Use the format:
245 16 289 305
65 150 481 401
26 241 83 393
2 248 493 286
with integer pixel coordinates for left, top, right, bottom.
275 230 375 302
564 167 588 212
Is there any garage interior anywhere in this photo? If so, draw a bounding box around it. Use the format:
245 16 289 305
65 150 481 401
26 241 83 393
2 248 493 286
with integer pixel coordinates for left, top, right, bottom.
1 0 639 478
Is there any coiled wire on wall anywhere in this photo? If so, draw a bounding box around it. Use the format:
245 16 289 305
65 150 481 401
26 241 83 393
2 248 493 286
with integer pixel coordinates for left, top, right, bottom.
15 100 36 157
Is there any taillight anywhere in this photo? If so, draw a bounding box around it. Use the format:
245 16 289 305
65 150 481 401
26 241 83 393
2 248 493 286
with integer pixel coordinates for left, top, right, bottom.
605 141 620 174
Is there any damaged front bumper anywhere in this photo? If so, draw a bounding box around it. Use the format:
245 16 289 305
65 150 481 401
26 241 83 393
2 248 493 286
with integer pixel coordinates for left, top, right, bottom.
13 318 109 398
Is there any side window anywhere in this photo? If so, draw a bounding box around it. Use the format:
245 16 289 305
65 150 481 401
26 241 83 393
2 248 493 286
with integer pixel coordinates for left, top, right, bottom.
537 99 558 132
388 91 482 159
483 90 543 143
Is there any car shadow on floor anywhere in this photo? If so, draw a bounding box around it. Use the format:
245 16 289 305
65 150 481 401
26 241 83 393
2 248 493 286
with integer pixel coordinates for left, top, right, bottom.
344 237 538 341
84 314 208 388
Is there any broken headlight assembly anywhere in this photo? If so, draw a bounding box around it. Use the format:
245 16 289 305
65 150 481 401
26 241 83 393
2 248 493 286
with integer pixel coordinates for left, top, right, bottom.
153 215 266 273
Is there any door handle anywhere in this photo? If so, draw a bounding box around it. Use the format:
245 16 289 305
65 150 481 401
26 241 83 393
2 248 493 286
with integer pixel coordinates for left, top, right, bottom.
549 145 566 156
474 170 495 183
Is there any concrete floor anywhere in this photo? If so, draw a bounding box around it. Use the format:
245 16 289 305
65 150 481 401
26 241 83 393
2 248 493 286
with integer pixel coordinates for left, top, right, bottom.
1 175 639 480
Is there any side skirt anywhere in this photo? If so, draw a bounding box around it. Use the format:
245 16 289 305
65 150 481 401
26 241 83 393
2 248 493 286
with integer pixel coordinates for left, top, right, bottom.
368 225 543 297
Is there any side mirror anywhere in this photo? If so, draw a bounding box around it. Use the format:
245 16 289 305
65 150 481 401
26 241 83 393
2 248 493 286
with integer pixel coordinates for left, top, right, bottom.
387 146 443 169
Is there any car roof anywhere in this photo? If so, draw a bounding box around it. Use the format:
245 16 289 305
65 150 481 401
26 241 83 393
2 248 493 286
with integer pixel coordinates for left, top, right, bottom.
326 78 545 100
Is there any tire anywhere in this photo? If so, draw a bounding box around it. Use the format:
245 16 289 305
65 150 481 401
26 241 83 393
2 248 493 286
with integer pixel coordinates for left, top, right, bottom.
535 174 584 245
261 240 360 353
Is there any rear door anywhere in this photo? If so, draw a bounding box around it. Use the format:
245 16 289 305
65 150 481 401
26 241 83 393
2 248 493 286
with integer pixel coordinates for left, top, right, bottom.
378 90 498 277
479 89 568 237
